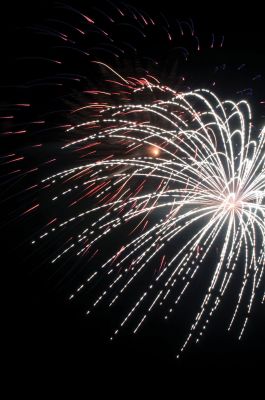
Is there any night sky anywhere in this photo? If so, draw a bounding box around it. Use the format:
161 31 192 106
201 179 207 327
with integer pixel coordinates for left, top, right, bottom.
1 0 264 384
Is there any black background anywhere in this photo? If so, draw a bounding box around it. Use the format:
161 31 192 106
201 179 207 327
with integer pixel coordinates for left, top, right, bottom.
1 0 264 387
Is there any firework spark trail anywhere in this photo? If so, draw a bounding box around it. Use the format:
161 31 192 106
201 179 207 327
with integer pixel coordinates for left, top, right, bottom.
31 85 265 355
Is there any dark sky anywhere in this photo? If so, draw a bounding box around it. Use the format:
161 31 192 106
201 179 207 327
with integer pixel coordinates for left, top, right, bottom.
1 0 264 386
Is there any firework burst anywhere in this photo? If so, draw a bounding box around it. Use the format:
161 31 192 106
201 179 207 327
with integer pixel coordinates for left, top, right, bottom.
32 84 265 356
2 2 264 357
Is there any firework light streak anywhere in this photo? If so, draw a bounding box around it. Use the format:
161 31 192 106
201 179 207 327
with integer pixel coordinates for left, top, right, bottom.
32 81 265 356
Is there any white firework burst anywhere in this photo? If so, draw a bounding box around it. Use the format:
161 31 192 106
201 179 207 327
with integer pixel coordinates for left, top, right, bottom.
32 86 265 356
